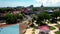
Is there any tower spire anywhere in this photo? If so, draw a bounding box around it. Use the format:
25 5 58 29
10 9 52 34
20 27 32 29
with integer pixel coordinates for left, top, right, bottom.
40 3 44 12
41 3 44 8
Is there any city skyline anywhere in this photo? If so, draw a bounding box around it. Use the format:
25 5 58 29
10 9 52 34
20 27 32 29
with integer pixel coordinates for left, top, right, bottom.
0 0 60 7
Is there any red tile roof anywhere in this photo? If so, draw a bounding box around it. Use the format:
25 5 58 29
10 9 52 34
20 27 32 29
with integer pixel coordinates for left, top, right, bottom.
39 25 50 31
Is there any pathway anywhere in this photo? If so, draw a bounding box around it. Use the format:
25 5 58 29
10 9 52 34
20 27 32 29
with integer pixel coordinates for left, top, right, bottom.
21 16 60 34
47 23 59 34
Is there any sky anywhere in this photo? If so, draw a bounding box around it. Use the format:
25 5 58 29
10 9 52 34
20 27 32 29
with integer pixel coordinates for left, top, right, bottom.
0 0 60 7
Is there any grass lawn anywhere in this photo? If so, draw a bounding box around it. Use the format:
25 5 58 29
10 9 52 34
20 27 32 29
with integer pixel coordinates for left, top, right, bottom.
55 24 60 27
50 26 56 30
55 31 60 34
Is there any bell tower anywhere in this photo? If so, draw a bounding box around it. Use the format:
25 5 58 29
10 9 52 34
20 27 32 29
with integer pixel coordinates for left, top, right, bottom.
40 3 44 12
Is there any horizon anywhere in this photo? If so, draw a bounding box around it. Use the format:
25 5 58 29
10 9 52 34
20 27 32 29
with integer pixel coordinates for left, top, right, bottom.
0 0 60 7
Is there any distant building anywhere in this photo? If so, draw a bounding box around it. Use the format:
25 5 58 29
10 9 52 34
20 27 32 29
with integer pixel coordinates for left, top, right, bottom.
12 9 21 14
33 11 40 15
47 9 54 14
0 12 7 23
41 4 44 9
40 4 44 12
23 8 33 15
54 8 60 11
28 5 34 8
13 11 20 14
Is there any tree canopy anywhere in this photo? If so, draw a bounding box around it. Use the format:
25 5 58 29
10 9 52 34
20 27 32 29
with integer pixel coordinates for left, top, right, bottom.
4 13 17 24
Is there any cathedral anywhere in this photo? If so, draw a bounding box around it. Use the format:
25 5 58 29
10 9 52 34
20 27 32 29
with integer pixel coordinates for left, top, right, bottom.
40 4 44 12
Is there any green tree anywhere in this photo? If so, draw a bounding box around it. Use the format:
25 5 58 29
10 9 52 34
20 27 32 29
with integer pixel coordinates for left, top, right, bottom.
50 11 60 23
51 11 60 20
0 8 14 13
4 13 17 24
51 11 60 19
15 14 24 21
36 12 51 25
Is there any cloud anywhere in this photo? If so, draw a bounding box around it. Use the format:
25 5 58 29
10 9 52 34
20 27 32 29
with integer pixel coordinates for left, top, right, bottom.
35 0 60 3
35 0 60 6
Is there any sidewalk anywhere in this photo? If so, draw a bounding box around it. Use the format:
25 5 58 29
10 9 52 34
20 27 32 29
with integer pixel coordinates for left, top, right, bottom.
47 23 59 34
